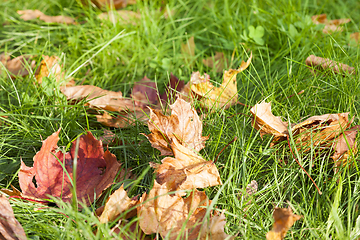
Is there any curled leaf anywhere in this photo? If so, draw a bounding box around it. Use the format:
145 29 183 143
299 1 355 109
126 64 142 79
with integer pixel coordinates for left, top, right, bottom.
306 55 355 75
0 54 35 77
190 52 252 110
250 101 288 137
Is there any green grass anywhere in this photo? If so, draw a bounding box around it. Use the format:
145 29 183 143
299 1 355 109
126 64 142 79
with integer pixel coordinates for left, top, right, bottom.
1 0 360 239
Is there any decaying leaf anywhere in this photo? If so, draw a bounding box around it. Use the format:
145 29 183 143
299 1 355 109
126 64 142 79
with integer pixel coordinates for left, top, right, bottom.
250 101 288 138
0 54 36 77
98 10 141 25
305 55 355 75
189 52 252 110
19 129 123 206
156 138 221 193
17 10 75 24
0 195 27 240
36 55 75 86
202 52 228 73
145 98 208 155
311 14 350 33
332 125 359 170
99 184 138 223
137 180 211 239
266 207 302 240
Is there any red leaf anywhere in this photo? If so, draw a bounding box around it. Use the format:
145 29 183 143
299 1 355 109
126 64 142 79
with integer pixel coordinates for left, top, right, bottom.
19 129 121 206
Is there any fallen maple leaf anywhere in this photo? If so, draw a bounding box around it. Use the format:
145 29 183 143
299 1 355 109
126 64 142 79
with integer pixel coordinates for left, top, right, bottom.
99 184 138 223
332 125 359 171
202 52 228 73
19 129 123 206
266 207 302 240
311 14 350 34
250 101 288 138
17 10 75 24
0 195 27 240
199 212 235 240
145 98 208 155
0 53 35 77
156 138 221 193
137 180 211 238
98 10 141 25
160 73 185 105
305 55 355 75
189 52 252 110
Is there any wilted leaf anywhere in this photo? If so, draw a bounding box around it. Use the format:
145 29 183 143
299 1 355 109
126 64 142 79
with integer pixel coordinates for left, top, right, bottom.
131 76 159 107
0 195 27 240
250 101 288 138
17 10 75 24
202 52 227 73
98 10 140 25
36 55 75 86
99 184 138 223
332 125 359 171
266 207 302 240
137 180 211 239
0 54 35 77
311 14 350 33
306 55 355 75
19 129 123 206
190 52 252 110
145 98 208 155
156 138 221 193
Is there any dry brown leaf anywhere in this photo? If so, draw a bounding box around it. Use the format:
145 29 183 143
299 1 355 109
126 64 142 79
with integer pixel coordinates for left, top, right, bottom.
332 125 359 171
36 55 75 86
306 55 355 75
199 212 235 240
145 98 208 155
202 52 227 73
98 10 140 25
99 184 138 223
156 138 221 193
311 14 350 34
17 10 75 24
266 207 302 240
1 185 22 197
0 195 27 240
250 101 288 138
137 180 211 238
190 52 252 110
181 36 196 65
292 112 353 152
0 54 36 77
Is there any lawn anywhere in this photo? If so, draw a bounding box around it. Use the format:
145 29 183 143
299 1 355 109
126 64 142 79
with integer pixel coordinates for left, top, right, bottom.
1 0 360 239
